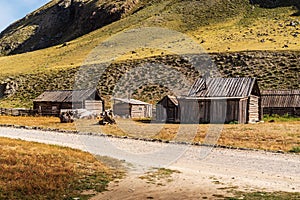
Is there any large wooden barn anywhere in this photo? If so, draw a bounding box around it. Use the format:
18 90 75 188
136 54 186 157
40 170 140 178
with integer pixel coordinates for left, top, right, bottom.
33 89 104 116
157 77 262 124
261 90 300 117
113 98 152 118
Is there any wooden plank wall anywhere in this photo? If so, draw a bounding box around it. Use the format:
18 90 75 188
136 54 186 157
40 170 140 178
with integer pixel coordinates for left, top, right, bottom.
156 104 167 122
113 103 130 117
180 99 247 124
85 100 103 113
34 102 60 116
239 99 248 124
179 100 200 124
156 97 178 122
144 104 152 118
210 100 227 123
131 105 145 118
248 95 259 123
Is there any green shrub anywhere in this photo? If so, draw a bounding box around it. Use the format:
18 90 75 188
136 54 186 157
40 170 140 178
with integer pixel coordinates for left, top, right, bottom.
289 146 300 153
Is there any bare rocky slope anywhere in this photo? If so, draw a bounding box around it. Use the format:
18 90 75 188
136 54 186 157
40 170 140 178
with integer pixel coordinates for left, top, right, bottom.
1 0 299 56
0 0 139 55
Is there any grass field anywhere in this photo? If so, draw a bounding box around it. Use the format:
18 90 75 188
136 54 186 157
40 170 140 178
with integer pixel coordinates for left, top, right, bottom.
0 137 123 199
0 116 299 153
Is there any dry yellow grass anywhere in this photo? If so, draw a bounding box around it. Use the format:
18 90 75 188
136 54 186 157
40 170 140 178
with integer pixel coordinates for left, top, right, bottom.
0 137 119 199
0 115 76 130
153 122 300 152
0 116 299 152
0 2 299 77
189 9 300 52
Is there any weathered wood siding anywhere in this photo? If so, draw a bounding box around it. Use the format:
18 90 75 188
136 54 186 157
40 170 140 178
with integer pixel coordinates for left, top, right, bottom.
131 105 145 118
33 89 103 116
34 102 64 116
239 98 248 124
113 103 130 117
261 90 300 117
156 96 179 122
248 95 260 123
33 101 102 116
114 103 152 118
179 99 200 123
85 100 104 113
179 98 246 124
145 104 153 118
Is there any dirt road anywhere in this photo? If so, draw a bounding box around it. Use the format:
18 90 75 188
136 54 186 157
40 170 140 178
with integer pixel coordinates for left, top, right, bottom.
0 127 299 199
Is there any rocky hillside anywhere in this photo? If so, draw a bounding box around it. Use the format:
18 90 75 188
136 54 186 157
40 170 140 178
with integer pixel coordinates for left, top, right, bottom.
0 0 299 108
2 0 299 56
0 0 139 55
1 51 299 108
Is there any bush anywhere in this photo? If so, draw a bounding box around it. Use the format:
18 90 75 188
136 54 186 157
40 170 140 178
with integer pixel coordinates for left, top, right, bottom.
263 114 300 122
289 146 300 153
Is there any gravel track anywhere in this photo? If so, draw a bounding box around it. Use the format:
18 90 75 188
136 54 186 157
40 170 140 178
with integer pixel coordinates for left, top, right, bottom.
0 127 299 197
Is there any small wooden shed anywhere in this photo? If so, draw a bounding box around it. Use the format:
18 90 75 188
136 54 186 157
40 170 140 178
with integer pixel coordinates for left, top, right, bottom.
156 95 180 123
113 98 152 118
33 89 104 116
157 77 262 124
261 90 300 117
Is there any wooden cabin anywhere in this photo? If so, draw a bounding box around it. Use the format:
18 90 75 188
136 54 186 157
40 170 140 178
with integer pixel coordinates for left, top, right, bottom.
113 98 152 118
261 90 300 117
157 77 262 124
33 89 104 116
156 95 180 123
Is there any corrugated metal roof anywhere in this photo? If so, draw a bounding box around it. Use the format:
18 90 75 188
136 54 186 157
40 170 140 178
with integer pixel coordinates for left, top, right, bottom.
114 98 150 105
188 77 257 98
34 89 97 103
261 90 300 107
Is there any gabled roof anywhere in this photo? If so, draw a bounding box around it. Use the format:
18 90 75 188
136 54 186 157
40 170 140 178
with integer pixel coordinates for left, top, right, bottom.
261 90 300 107
114 98 150 105
188 77 258 98
157 95 179 106
34 89 99 103
167 95 179 106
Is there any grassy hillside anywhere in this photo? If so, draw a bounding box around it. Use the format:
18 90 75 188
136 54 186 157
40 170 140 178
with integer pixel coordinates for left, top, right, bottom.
0 0 299 107
0 0 299 75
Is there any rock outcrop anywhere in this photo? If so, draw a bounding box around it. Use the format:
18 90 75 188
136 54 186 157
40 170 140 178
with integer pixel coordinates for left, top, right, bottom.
0 0 139 56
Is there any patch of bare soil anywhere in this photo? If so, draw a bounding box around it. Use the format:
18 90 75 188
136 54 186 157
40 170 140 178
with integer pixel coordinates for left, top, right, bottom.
92 170 234 200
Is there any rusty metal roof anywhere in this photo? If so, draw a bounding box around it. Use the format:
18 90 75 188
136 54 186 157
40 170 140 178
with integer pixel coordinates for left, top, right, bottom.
261 90 300 107
34 89 98 103
188 77 257 97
